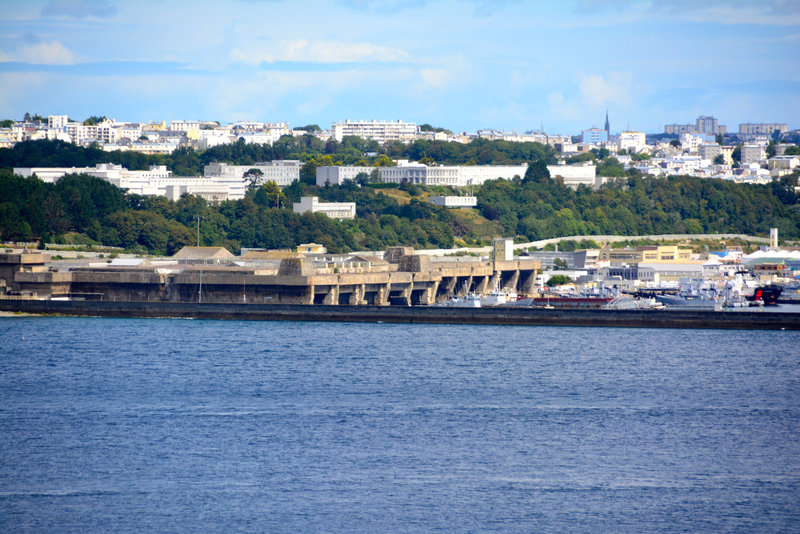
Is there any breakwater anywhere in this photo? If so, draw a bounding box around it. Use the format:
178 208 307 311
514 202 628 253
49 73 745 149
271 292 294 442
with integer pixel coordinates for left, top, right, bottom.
1 299 799 330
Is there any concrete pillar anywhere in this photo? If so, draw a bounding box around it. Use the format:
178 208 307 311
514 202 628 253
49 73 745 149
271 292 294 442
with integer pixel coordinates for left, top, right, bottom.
475 275 489 295
348 284 366 305
301 285 314 305
507 270 520 291
374 283 390 306
520 270 537 295
444 277 457 294
488 272 500 291
420 281 439 305
399 282 412 306
458 276 473 296
322 285 339 305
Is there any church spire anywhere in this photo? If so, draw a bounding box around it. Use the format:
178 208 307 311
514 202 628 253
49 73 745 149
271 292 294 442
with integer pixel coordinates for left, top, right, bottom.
604 109 610 135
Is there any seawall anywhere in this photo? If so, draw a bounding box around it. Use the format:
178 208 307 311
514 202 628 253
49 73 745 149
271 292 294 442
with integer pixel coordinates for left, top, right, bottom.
0 299 798 330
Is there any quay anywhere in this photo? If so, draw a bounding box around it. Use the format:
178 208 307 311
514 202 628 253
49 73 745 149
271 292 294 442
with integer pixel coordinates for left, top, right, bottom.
0 299 798 330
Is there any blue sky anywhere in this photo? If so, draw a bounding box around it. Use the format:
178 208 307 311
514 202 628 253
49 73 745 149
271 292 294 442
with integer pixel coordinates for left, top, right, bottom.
1 0 798 135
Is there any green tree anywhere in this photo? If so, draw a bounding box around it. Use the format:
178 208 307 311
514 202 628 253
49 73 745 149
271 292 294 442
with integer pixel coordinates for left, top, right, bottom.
243 168 264 191
83 115 107 126
669 140 681 148
253 181 286 208
713 154 725 165
732 144 742 163
0 119 14 128
546 274 573 286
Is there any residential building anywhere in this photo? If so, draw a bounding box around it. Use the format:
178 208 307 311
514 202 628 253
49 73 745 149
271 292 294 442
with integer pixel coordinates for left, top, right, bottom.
293 196 356 219
695 115 726 135
739 123 787 141
169 120 200 132
48 115 69 129
332 120 417 143
680 132 713 153
741 144 766 164
665 123 693 135
617 131 646 153
316 166 373 186
581 128 608 144
699 143 721 161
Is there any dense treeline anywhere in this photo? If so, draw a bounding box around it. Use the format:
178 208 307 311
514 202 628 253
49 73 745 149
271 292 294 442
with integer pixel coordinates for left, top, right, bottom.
1 166 798 255
477 167 800 240
0 170 457 253
1 139 798 254
0 138 557 178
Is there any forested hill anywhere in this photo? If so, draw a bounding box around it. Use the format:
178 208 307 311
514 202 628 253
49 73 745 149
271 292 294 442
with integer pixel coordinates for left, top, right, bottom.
0 138 557 178
1 163 798 256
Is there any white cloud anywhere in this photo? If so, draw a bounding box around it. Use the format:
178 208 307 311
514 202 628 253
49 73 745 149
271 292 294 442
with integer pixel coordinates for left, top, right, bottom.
546 91 582 121
230 39 409 64
578 72 634 108
41 0 117 19
0 41 77 65
419 55 470 89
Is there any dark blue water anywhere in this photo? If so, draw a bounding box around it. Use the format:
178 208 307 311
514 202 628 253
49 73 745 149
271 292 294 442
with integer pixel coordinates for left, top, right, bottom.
1 318 799 532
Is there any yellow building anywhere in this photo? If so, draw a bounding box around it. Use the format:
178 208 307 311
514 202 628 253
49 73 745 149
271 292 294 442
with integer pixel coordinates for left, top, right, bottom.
599 245 694 265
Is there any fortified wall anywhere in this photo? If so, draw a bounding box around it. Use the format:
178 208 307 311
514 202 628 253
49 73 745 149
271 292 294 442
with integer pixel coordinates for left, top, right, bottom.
0 246 540 306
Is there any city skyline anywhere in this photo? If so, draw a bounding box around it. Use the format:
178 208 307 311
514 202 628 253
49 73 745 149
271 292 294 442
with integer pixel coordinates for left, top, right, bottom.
1 0 798 134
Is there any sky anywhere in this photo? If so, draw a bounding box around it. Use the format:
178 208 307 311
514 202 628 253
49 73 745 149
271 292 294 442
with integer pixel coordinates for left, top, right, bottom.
1 0 798 135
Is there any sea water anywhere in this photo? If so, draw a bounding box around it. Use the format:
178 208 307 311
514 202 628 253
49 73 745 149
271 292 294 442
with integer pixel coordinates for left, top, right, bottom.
1 317 799 532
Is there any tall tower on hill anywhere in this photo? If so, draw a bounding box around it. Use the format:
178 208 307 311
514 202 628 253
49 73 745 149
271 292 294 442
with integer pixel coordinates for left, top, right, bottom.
604 109 610 137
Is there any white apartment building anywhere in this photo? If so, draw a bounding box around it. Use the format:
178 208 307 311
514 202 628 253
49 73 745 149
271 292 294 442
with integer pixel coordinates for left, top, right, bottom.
293 196 356 219
546 163 600 188
680 132 709 153
316 166 373 186
14 163 171 184
617 131 646 153
332 120 417 143
48 115 69 129
378 163 526 187
169 120 200 132
204 161 302 186
14 163 247 200
428 196 478 208
197 130 234 150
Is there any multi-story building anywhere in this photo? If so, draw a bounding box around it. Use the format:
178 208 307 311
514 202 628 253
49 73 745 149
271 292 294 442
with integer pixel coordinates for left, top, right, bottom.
332 120 417 143
293 196 356 219
546 163 600 188
680 132 712 153
581 128 608 144
739 123 787 141
699 143 721 161
204 161 302 187
695 115 726 135
598 245 693 266
379 163 526 187
741 144 766 164
48 115 69 129
617 131 646 153
664 123 693 135
316 166 373 186
169 120 200 132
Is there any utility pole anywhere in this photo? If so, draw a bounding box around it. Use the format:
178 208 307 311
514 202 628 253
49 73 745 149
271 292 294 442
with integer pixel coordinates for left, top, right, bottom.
196 215 202 247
